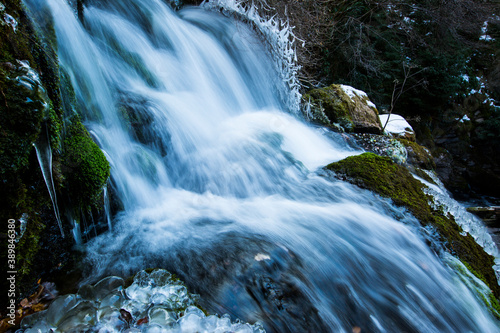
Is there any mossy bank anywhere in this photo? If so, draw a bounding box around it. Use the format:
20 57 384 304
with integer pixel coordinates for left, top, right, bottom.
0 0 110 311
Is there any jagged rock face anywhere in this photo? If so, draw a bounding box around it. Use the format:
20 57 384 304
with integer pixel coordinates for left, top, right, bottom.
303 84 383 134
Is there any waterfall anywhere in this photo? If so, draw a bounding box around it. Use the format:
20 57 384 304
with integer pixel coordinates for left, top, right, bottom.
22 0 500 332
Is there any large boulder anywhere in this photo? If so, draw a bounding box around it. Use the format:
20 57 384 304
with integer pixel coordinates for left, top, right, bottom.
303 84 383 134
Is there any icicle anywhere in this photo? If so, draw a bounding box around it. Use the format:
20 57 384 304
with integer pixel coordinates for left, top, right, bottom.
203 0 303 114
103 184 112 231
33 127 64 237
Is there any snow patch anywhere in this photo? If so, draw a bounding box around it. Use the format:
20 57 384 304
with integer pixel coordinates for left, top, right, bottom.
379 114 414 136
340 84 377 108
459 115 470 123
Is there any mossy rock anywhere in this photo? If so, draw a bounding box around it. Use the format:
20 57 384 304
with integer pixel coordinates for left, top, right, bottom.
62 118 110 207
326 152 500 298
397 139 435 170
303 84 382 134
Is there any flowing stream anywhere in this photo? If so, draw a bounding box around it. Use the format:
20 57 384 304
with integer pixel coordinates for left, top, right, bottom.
23 0 500 331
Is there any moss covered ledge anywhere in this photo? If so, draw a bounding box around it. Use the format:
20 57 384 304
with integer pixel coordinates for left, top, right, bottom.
62 117 110 208
325 152 500 299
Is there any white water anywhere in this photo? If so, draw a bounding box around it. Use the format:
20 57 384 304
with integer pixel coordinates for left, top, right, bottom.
23 0 500 331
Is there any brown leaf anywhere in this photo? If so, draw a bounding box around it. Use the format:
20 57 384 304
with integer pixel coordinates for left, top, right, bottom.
137 317 149 325
20 298 30 308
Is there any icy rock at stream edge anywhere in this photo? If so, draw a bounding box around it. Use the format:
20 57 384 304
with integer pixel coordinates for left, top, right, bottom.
17 269 265 333
415 170 500 280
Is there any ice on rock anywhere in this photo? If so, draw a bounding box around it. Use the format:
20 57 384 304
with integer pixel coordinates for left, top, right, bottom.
233 323 255 333
148 306 177 326
149 269 173 286
179 313 203 331
44 294 79 326
78 284 96 300
93 276 125 299
23 321 51 333
20 311 46 328
125 283 153 304
18 270 266 332
133 270 153 287
184 306 205 317
99 291 125 309
56 300 97 328
143 323 169 333
216 313 232 330
149 291 170 305
202 315 219 329
97 307 121 321
120 298 149 319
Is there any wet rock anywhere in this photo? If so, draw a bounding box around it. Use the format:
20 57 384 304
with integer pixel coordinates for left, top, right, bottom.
467 206 500 249
467 207 500 224
326 152 500 298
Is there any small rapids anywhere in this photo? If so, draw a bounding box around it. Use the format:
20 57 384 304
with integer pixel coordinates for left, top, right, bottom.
21 0 500 332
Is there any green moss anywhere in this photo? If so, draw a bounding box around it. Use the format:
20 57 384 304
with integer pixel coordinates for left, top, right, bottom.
398 139 435 170
326 152 500 298
62 118 110 207
47 103 62 149
1 1 36 64
303 85 354 130
16 212 45 278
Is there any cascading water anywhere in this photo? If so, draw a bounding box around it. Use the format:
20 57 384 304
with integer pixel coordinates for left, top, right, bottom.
22 0 500 332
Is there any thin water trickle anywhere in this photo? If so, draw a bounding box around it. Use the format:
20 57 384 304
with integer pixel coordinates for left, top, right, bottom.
22 0 500 331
